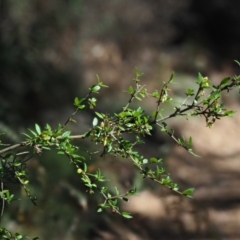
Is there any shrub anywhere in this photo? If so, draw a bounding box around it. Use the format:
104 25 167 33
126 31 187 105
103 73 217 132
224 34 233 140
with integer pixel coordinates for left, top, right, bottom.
1 63 240 239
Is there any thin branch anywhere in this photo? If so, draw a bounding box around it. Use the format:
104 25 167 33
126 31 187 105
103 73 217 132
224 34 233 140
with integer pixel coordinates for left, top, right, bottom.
0 181 4 222
0 142 28 155
123 85 146 111
62 108 80 129
0 134 86 155
62 90 93 129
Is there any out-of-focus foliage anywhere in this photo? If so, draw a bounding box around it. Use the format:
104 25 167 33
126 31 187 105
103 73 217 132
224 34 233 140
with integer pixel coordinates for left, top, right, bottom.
175 1 240 60
0 0 83 126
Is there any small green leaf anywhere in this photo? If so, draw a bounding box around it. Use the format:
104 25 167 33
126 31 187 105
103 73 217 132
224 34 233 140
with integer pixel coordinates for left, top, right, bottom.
188 149 201 158
91 97 97 103
186 88 195 96
57 151 65 155
91 85 101 93
134 67 143 77
28 129 37 137
78 105 85 110
234 60 240 66
142 159 148 164
150 157 159 163
114 187 119 195
122 212 133 219
96 74 101 82
168 71 174 83
127 187 137 195
83 163 87 172
92 117 98 126
95 112 104 119
128 86 134 94
15 233 23 240
62 131 71 138
220 77 230 87
160 122 168 132
35 124 41 135
152 90 160 98
135 96 142 101
97 208 102 213
98 82 108 88
13 162 21 167
197 72 204 84
182 188 195 196
22 133 31 139
224 110 236 117
107 145 112 152
74 97 80 105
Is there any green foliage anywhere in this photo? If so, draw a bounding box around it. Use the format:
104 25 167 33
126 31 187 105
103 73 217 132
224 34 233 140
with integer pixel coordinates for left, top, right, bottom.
0 227 39 240
1 66 240 238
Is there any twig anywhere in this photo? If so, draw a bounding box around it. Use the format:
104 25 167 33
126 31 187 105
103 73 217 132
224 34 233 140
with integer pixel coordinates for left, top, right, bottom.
0 181 4 222
0 142 28 155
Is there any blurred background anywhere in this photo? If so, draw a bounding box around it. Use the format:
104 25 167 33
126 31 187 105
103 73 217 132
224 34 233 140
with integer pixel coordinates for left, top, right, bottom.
1 0 240 239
